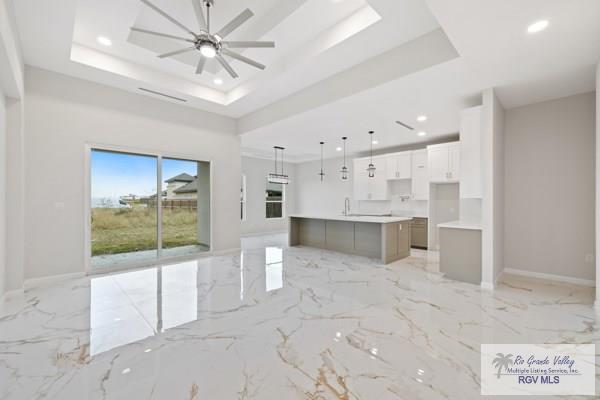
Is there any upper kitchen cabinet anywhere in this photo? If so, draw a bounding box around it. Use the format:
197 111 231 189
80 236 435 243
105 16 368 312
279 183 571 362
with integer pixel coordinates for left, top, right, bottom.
385 152 412 180
354 156 389 201
411 149 429 200
459 106 482 198
427 142 460 183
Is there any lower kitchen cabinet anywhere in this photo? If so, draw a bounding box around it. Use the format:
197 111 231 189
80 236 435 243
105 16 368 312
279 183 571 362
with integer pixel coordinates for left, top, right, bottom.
410 217 428 249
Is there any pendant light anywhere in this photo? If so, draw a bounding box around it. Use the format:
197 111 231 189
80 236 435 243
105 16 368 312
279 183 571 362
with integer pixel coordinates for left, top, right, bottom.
318 142 325 182
339 137 349 180
267 146 289 184
367 130 376 178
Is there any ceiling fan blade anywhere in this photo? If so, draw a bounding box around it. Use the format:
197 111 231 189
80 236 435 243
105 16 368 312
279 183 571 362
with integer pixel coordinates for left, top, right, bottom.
216 54 239 78
221 41 275 48
215 9 253 38
191 0 207 31
195 56 206 74
221 48 265 70
158 46 197 58
140 0 196 37
131 27 195 43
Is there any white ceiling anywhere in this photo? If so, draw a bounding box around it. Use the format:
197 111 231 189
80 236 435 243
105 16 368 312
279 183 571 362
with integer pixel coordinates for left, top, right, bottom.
11 0 600 162
12 0 440 117
240 0 600 161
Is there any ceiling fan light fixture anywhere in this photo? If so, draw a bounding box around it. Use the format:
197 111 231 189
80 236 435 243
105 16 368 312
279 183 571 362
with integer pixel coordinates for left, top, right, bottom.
199 42 217 58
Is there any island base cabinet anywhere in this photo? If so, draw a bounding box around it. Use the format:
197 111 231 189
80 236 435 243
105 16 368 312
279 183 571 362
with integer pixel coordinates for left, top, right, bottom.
289 217 411 264
354 223 382 259
325 220 355 253
382 221 411 263
295 219 326 248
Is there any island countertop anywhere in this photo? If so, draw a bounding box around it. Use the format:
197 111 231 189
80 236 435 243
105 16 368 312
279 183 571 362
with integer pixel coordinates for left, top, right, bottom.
288 214 413 224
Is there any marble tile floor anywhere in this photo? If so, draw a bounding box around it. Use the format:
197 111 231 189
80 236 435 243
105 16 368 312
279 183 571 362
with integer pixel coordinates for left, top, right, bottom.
0 235 598 399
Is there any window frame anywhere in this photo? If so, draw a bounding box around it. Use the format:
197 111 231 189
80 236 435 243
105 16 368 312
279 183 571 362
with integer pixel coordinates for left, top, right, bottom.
265 180 285 220
240 174 247 221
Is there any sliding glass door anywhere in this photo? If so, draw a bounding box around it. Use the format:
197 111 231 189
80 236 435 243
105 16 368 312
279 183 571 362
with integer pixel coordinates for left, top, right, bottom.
90 148 210 271
161 158 211 258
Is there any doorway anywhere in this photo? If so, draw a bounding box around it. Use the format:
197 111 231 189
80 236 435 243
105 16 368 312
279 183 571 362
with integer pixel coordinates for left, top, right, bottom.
88 147 211 272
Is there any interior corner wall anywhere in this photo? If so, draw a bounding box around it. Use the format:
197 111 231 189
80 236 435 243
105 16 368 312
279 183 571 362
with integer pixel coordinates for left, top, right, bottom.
5 96 24 292
241 156 296 235
595 63 600 304
505 92 595 282
481 88 505 287
23 67 241 281
0 94 6 298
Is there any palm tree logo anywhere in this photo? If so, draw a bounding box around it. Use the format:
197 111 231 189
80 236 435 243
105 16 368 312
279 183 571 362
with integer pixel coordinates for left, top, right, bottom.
492 353 514 378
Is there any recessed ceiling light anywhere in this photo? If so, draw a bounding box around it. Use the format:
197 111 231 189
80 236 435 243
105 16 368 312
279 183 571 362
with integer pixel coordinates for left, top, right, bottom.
372 140 379 145
214 78 223 85
418 131 427 137
121 368 131 375
336 147 342 152
97 36 112 46
417 115 427 122
527 20 549 34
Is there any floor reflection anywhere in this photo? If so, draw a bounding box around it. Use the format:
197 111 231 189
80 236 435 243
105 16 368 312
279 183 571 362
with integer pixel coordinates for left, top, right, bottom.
265 247 283 292
90 260 200 356
89 244 286 356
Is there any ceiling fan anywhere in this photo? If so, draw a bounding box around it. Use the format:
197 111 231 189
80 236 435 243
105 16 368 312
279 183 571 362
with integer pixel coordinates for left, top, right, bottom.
131 0 275 78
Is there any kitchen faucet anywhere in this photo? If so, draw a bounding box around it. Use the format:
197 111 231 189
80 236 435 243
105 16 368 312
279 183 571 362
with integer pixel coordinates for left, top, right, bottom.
343 197 351 216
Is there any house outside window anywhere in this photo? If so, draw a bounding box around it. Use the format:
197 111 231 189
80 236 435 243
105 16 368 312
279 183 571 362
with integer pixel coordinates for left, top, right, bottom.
266 180 284 219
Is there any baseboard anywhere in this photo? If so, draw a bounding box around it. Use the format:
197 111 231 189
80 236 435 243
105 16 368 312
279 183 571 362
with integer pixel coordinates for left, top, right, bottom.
212 247 241 256
0 288 25 304
480 270 502 290
241 230 287 238
25 272 86 289
503 268 595 287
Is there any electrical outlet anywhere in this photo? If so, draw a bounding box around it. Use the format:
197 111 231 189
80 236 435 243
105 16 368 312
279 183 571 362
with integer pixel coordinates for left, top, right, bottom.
55 202 65 210
584 254 594 263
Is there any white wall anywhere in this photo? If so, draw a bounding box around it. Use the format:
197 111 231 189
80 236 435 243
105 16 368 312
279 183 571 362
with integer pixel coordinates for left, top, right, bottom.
481 88 505 287
505 92 595 282
24 67 241 280
0 0 24 297
5 96 24 291
0 94 6 297
596 62 600 305
295 157 354 215
241 156 296 235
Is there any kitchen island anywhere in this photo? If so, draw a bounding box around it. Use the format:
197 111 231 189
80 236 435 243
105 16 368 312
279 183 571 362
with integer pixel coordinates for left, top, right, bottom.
288 214 412 264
